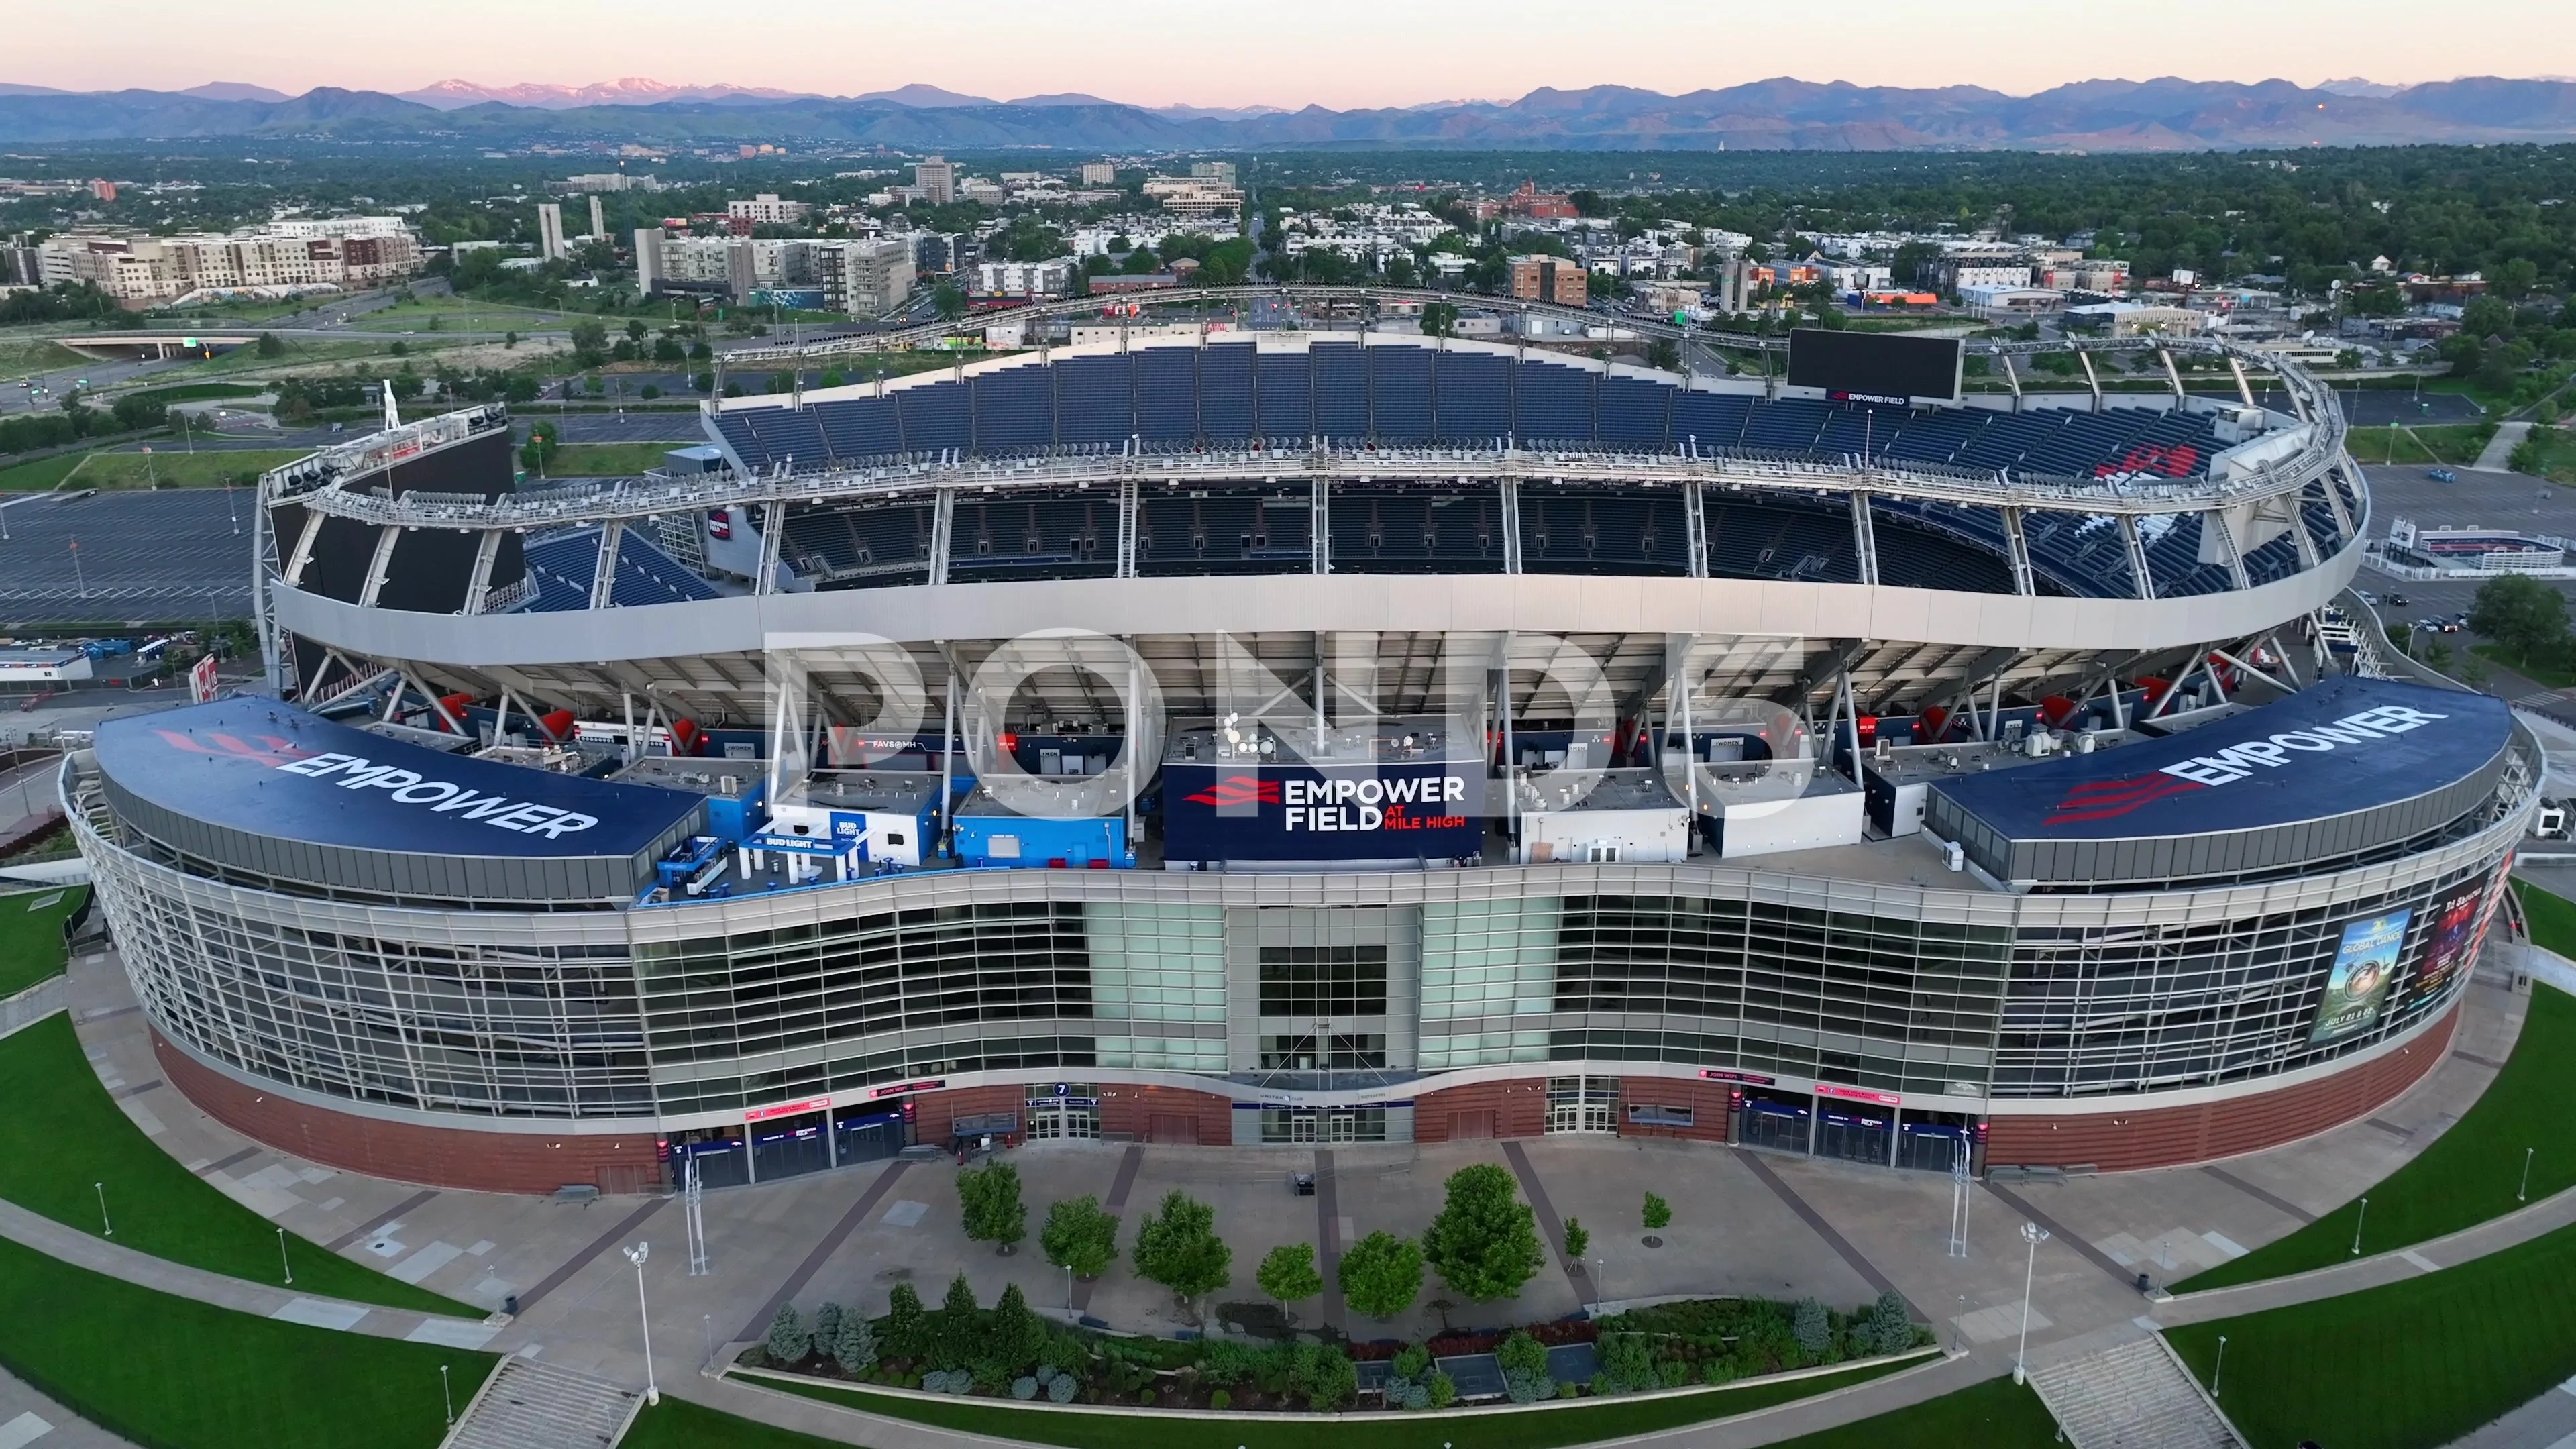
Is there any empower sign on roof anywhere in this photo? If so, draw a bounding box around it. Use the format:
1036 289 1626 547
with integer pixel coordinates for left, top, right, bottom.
93 699 704 901
1926 677 2513 887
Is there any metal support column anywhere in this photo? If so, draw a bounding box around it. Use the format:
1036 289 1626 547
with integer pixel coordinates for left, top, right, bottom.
2210 509 2252 591
2120 515 2157 600
2000 352 2025 413
2001 506 2035 596
2157 348 2186 407
755 502 786 595
1684 480 1709 578
588 521 625 610
1116 480 1138 578
357 525 401 608
1850 491 1880 586
1499 478 1523 574
2228 356 2258 410
460 529 504 614
1311 478 1330 575
2077 350 2103 412
928 488 954 586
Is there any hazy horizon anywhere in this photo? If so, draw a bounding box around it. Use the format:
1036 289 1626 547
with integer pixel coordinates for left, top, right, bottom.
18 0 2576 111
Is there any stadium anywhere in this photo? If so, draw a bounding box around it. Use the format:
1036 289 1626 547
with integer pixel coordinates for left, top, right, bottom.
62 297 2534 1196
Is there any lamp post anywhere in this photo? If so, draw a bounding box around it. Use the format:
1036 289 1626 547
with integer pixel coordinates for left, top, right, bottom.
2212 1335 2227 1399
2351 1196 2369 1257
439 1363 453 1426
2522 1148 2536 1203
94 1182 111 1238
2012 1220 2049 1385
623 1242 659 1405
277 1226 292 1285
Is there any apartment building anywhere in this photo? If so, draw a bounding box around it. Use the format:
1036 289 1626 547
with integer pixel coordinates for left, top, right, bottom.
1507 254 1588 307
914 158 957 205
1140 178 1243 216
727 193 811 225
1079 162 1118 186
636 232 912 314
975 258 1076 298
37 217 423 305
536 203 568 262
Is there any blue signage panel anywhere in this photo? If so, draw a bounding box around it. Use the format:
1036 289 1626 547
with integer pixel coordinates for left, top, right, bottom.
1930 677 2510 843
1162 759 1486 862
95 698 702 859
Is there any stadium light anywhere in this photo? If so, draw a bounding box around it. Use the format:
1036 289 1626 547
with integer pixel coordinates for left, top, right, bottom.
623 1242 659 1405
2012 1220 2048 1385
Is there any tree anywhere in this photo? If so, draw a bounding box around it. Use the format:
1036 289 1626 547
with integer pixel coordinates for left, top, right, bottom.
653 335 686 364
1642 1192 1672 1230
254 332 284 358
1421 301 1459 337
1562 1217 1590 1263
518 420 560 474
2468 572 2567 666
1040 1195 1119 1279
1132 1189 1230 1312
1791 1298 1831 1358
569 317 609 366
881 1281 928 1360
932 283 967 321
991 1282 1049 1371
1336 1230 1424 1320
1421 1163 1542 1302
959 1159 1026 1252
834 1310 879 1373
1255 1242 1324 1319
764 1303 810 1365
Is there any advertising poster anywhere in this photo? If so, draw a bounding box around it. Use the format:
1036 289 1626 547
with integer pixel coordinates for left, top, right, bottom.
2405 876 2498 1006
1161 760 1485 863
2312 908 2412 1044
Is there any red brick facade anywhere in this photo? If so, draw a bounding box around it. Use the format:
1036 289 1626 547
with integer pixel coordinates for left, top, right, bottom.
1984 1008 2457 1173
153 1030 665 1195
1411 1078 1548 1142
1099 1083 1232 1144
904 1084 1024 1146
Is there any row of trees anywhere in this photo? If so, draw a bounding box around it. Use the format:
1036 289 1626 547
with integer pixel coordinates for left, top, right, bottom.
0 391 168 459
958 1159 1670 1324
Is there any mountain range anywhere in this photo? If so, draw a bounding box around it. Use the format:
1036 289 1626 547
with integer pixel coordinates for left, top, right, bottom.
3 75 2576 150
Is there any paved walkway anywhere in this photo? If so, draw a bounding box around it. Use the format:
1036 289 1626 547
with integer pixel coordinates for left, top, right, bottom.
2473 421 2536 472
11 933 2558 1449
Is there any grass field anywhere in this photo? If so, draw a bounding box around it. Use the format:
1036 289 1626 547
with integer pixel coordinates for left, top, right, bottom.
2471 641 2576 690
659 1366 2057 1449
0 1230 480 1449
121 381 268 407
0 452 88 491
2344 423 2498 466
0 885 83 998
749 1354 1929 1449
50 447 300 490
344 298 571 334
0 1014 472 1313
2176 934 2576 1291
531 443 689 478
2512 425 2576 485
2169 1215 2576 1449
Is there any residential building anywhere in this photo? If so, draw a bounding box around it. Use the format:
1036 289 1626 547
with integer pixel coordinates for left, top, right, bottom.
1079 162 1118 186
587 195 606 240
827 236 914 315
36 217 424 305
914 157 957 205
1507 254 1587 307
1189 160 1237 184
565 172 661 193
976 258 1076 298
1503 181 1577 219
727 193 811 225
536 203 568 262
958 178 1008 205
1088 272 1180 294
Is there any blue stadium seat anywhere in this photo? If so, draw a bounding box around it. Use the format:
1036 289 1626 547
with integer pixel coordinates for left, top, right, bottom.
1135 348 1199 443
1055 355 1134 445
896 381 970 455
1430 351 1510 443
1311 343 1370 440
1520 486 1686 576
1138 487 1313 575
1330 487 1503 573
519 526 719 610
1368 346 1434 443
971 364 1054 453
949 490 1117 581
1256 350 1313 443
1595 378 1671 447
1511 360 1592 443
1197 343 1256 443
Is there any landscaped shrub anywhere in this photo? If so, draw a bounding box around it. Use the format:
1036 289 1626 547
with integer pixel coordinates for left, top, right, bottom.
1657 1358 1695 1389
1210 1389 1232 1411
922 1368 974 1394
1425 1370 1457 1409
993 1283 1049 1373
812 1302 842 1349
765 1304 810 1365
833 1312 879 1373
881 1281 928 1359
1305 1346 1356 1410
1859 1290 1915 1354
1137 1388 1156 1406
1593 1332 1656 1394
1497 1330 1549 1379
1792 1298 1831 1358
1047 1371 1079 1403
1505 1366 1552 1403
1198 1338 1258 1387
933 1275 984 1368
1012 1375 1040 1400
1392 1342 1432 1379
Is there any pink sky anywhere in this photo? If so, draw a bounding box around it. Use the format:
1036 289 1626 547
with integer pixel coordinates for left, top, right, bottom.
17 0 2576 106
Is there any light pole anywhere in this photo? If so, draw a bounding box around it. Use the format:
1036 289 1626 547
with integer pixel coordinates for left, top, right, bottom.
623 1242 659 1405
2351 1196 2369 1256
2212 1335 2227 1399
2012 1220 2049 1385
94 1182 111 1238
1065 1263 1074 1316
277 1226 292 1285
439 1363 453 1426
2522 1148 2536 1203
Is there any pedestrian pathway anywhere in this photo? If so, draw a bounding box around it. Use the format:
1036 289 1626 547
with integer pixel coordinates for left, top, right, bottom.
2473 420 2534 472
2027 1337 2243 1449
2443 1373 2576 1449
438 1356 641 1449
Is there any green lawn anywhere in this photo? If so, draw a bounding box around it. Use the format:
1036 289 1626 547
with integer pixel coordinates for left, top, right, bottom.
0 1014 472 1314
2176 952 2576 1291
745 1354 1926 1449
56 447 298 490
2472 641 2576 690
2345 423 2498 466
0 885 83 997
0 452 92 491
0 1229 481 1449
2168 1215 2576 1449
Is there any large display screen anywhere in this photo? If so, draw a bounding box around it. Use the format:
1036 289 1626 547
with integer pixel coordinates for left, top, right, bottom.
1786 329 1964 404
1161 761 1485 863
2311 908 2412 1044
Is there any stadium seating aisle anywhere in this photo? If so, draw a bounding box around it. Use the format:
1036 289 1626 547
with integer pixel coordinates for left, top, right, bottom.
519 526 720 611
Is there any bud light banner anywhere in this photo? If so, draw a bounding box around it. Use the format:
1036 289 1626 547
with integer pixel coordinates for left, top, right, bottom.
2311 908 2411 1044
1162 761 1486 863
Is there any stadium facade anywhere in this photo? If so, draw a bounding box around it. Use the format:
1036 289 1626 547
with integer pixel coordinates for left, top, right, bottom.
66 315 2534 1195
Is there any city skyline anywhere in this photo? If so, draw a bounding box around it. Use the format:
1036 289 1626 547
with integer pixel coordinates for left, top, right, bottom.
15 0 2576 111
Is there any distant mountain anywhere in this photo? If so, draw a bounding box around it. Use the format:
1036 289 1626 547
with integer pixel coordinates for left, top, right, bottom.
2318 77 2403 98
398 78 817 110
6 74 2576 149
180 82 290 103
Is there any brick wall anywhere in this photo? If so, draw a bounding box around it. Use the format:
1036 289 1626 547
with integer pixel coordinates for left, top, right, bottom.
1985 1009 2457 1173
908 1084 1023 1145
154 1030 663 1195
1099 1084 1232 1145
1618 1076 1733 1144
1412 1078 1548 1142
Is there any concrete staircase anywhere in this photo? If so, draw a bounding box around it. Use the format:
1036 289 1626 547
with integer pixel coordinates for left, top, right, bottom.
439 1356 645 1449
2026 1336 2245 1449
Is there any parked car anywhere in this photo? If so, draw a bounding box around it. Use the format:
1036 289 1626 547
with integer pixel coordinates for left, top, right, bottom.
2355 590 2380 606
2387 593 2412 607
2428 468 2458 482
